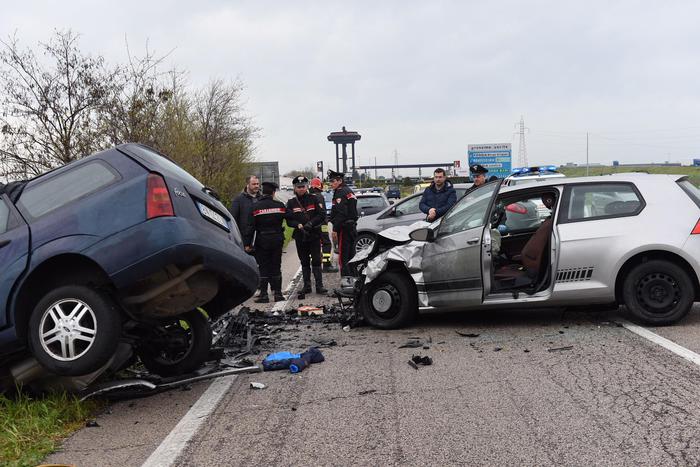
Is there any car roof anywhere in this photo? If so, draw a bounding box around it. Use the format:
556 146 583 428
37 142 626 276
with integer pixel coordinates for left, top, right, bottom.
498 173 687 194
356 192 385 197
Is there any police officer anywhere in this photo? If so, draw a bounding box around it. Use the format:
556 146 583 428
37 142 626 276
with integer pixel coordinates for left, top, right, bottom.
245 181 286 303
464 164 491 196
285 176 327 296
310 177 337 272
327 170 358 277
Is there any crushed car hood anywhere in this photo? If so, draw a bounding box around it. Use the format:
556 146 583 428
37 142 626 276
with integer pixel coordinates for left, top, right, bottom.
377 220 432 242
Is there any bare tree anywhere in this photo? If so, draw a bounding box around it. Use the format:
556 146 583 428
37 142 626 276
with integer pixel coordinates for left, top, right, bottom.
0 30 117 178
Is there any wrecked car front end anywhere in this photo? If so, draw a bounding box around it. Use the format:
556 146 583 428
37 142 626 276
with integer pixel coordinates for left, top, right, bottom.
349 222 433 309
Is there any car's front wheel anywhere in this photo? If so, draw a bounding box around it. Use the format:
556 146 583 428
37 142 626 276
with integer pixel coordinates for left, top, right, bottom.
622 259 694 325
137 310 212 376
354 233 376 254
28 285 122 376
361 271 417 329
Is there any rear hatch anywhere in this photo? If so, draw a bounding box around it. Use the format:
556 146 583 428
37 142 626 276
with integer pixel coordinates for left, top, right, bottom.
116 144 241 244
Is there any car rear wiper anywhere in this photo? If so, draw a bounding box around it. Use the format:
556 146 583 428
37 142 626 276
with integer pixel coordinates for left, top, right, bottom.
202 186 221 201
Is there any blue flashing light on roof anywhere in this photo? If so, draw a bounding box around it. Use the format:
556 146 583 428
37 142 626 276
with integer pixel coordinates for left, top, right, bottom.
509 166 560 177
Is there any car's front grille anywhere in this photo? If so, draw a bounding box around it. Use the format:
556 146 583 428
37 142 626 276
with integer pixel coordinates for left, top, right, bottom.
556 267 594 283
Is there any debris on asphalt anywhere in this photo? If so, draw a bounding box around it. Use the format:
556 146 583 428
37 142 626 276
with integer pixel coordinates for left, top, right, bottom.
359 389 377 395
250 382 267 389
411 355 433 366
408 360 419 370
298 306 324 316
312 339 338 348
399 336 432 348
494 347 503 352
547 345 574 352
456 331 480 338
86 420 100 428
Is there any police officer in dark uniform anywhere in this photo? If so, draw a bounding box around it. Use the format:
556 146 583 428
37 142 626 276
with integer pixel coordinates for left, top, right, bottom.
245 181 286 303
464 164 491 196
310 177 337 272
285 176 327 296
327 170 358 277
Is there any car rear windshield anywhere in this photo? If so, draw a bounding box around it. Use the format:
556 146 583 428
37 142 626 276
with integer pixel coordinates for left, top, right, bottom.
677 179 700 209
124 145 203 189
358 197 387 209
19 161 119 219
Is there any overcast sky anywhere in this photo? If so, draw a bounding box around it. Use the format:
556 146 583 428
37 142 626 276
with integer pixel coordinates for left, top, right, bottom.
3 1 700 176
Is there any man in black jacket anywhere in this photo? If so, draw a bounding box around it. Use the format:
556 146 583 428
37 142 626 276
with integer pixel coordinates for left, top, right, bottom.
419 168 457 221
245 182 286 303
328 170 358 277
285 176 327 296
230 175 260 247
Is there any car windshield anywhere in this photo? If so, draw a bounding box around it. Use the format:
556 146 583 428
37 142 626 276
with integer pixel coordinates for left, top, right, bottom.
358 196 387 209
438 181 499 236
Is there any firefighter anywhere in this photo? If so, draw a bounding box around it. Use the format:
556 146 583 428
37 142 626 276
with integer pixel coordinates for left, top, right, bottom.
309 177 337 272
245 181 286 303
327 170 358 277
285 176 327 296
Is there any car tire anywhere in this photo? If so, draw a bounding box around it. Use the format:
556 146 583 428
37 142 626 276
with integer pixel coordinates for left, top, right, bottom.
28 285 122 376
138 310 212 377
622 259 694 325
354 233 376 254
361 271 417 329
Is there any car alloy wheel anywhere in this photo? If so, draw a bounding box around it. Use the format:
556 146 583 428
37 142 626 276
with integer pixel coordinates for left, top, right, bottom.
39 298 97 362
354 234 375 254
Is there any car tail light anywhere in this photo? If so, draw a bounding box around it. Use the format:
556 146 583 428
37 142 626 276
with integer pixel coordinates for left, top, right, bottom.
506 203 528 214
147 173 174 219
692 219 700 235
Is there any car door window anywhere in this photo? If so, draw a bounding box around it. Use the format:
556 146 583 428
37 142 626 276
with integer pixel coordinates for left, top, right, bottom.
500 195 552 232
18 161 119 219
561 183 643 223
395 196 421 216
439 182 499 236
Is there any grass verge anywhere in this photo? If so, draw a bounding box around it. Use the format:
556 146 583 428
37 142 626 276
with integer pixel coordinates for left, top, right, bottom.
0 391 101 467
283 224 294 248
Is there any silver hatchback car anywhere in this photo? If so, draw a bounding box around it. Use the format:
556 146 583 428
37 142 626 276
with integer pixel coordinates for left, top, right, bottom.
350 174 700 329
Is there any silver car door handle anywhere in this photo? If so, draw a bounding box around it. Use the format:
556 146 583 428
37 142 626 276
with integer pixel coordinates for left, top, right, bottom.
467 237 479 245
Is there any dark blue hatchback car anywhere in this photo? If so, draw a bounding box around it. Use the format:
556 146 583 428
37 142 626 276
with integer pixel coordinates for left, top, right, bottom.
0 144 258 381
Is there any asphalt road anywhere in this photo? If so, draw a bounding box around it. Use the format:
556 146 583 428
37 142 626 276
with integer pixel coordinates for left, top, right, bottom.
45 239 700 466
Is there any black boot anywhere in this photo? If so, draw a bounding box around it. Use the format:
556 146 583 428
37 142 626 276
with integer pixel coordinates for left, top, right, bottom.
273 276 285 302
313 267 327 294
301 267 312 294
254 278 269 303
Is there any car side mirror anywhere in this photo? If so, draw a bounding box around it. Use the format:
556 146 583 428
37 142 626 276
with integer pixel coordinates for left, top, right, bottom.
410 227 435 242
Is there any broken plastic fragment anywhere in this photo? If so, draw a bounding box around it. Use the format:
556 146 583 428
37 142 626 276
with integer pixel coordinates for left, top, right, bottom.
250 382 266 389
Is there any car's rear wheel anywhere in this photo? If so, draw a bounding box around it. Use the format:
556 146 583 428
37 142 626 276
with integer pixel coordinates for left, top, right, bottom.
28 285 121 376
137 310 212 376
623 260 694 325
354 233 376 254
361 271 417 329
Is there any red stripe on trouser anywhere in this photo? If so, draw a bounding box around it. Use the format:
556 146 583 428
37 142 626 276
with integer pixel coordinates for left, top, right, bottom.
338 231 343 269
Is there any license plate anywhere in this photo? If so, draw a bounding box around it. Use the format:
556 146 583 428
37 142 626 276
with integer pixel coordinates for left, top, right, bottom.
197 202 229 230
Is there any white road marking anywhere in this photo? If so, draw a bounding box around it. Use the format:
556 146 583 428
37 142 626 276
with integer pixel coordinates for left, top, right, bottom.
272 266 303 312
141 375 236 467
619 319 700 366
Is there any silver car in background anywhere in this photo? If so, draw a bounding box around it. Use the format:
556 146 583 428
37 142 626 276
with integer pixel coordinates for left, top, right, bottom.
351 174 700 329
354 183 472 252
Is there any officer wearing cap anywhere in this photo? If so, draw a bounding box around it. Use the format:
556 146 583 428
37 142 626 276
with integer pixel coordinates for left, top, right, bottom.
245 181 286 303
464 164 493 196
285 176 327 296
327 169 358 277
309 177 337 272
